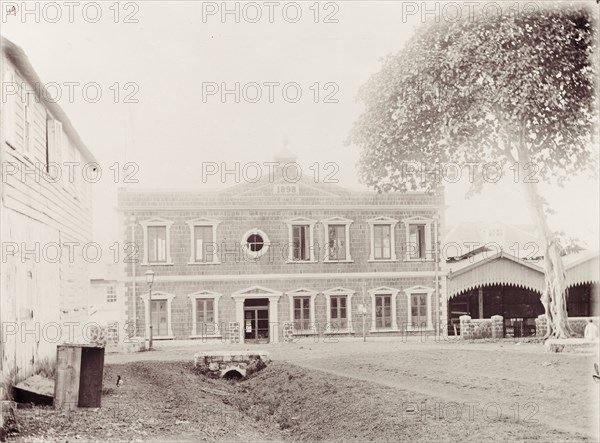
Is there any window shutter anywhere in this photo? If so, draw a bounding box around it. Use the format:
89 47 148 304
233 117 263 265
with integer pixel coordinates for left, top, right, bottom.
195 238 203 261
23 91 33 156
425 223 433 260
409 228 417 259
47 119 63 171
3 68 17 148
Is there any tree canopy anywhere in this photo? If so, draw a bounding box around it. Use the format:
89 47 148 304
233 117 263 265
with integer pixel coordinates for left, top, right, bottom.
351 4 598 195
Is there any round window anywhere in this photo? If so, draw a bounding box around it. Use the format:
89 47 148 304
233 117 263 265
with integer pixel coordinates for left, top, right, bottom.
241 229 270 258
247 234 264 252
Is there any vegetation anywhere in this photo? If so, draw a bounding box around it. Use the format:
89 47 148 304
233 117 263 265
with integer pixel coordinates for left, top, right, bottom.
351 4 598 338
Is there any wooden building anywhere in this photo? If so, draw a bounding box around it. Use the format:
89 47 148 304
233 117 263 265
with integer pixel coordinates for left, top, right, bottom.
0 37 96 387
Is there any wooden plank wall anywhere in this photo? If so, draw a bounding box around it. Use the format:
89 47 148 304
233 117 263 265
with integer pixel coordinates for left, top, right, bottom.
1 55 94 385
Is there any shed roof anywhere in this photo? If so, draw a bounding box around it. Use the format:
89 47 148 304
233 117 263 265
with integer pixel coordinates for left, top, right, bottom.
446 250 599 298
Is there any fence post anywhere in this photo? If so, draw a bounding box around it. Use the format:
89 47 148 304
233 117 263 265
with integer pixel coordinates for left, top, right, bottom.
459 315 472 340
535 314 547 338
491 315 504 339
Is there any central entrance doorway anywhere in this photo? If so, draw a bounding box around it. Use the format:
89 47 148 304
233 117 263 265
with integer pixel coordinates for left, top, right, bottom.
244 298 269 343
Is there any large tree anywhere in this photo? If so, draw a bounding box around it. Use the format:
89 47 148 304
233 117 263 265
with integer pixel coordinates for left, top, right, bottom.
350 4 598 338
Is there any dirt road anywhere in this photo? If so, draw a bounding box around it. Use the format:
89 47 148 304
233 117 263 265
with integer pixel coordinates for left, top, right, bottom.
10 338 599 442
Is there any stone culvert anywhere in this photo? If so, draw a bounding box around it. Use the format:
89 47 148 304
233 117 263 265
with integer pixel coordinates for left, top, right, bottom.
194 351 270 379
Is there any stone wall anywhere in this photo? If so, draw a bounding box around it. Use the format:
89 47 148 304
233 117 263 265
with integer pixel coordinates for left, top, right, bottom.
536 315 599 338
459 315 504 340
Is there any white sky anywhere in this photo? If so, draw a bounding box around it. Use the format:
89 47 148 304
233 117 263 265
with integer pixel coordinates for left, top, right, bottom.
2 1 598 249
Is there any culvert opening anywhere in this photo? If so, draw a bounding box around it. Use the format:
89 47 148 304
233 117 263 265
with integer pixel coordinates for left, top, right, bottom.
223 369 244 380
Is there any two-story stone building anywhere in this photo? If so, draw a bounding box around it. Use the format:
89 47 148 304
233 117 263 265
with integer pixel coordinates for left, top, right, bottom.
118 155 445 343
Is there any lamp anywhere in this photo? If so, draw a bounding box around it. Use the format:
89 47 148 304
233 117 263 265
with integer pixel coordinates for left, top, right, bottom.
145 269 155 285
145 270 155 349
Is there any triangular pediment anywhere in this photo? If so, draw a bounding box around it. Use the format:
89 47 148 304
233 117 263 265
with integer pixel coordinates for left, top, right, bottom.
322 216 353 225
403 285 434 295
286 287 318 296
187 217 221 226
188 289 221 299
323 286 355 295
368 286 399 294
221 175 351 199
367 216 399 224
401 216 432 224
141 217 173 225
284 216 317 225
141 290 175 301
232 285 283 298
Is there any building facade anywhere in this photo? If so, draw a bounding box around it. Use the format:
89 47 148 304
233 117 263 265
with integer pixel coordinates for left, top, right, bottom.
118 159 445 343
0 37 96 384
89 263 128 347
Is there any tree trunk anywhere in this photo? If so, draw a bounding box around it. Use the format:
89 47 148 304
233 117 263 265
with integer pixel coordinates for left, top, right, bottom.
515 148 572 339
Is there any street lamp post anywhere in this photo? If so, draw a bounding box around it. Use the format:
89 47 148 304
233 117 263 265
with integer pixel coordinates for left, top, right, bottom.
145 270 155 350
130 215 137 337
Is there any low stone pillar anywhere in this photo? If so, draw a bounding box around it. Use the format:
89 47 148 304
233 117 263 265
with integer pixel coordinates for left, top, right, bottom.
229 322 240 344
459 315 472 340
283 322 294 343
491 315 504 339
535 314 547 338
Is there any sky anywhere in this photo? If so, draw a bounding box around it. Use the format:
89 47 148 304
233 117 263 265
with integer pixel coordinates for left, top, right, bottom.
2 1 598 251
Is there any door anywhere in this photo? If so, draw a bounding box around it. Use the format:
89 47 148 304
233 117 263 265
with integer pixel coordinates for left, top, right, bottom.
151 300 168 336
244 307 269 343
294 297 310 331
411 293 427 328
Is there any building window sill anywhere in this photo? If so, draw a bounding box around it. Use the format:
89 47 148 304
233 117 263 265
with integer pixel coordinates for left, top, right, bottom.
187 261 221 265
406 327 434 332
189 334 223 339
286 260 317 264
368 259 399 263
141 262 174 267
369 328 401 333
323 259 354 264
291 331 319 336
152 335 175 340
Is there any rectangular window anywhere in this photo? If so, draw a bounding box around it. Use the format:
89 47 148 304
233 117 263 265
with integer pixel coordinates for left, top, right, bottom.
150 300 168 336
194 225 213 262
293 297 310 330
148 226 167 263
292 225 310 261
196 299 214 332
374 225 392 260
106 285 117 303
409 224 426 259
330 295 347 328
411 293 428 327
328 225 346 261
375 294 392 328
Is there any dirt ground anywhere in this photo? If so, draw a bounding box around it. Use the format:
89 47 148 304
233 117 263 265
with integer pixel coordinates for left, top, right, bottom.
8 337 600 442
